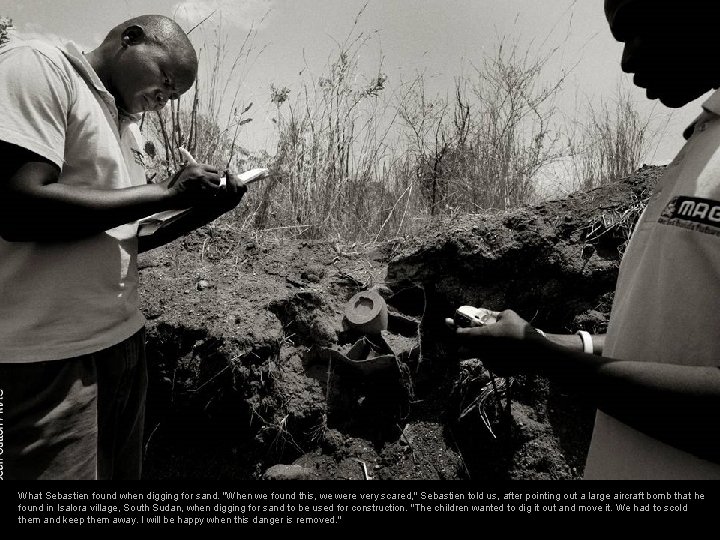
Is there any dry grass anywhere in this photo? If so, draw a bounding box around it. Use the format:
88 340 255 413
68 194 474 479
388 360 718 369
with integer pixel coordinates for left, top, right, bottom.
0 9 653 244
567 86 654 192
133 8 653 245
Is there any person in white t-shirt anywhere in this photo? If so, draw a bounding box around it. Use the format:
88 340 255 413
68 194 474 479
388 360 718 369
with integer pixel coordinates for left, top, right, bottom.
0 15 246 479
449 0 720 479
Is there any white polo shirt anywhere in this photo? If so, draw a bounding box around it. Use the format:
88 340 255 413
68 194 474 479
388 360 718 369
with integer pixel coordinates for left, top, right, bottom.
584 90 720 479
0 39 147 363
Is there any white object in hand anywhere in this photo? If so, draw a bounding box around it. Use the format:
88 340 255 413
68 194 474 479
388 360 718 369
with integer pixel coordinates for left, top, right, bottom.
178 146 197 165
177 147 268 187
237 168 270 186
455 305 500 327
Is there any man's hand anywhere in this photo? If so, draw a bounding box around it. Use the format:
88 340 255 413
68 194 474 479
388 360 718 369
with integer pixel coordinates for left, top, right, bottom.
216 170 248 212
138 168 247 253
169 148 247 211
163 164 224 208
447 309 546 377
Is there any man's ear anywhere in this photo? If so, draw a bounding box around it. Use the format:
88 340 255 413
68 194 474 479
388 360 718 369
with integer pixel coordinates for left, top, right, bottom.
121 25 144 48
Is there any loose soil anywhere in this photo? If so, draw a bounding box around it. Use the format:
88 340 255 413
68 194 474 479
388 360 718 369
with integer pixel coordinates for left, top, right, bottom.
138 166 661 480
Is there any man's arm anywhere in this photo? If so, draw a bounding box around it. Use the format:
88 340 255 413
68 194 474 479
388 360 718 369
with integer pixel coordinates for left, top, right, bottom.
534 335 719 464
543 332 605 356
455 310 720 464
0 142 222 242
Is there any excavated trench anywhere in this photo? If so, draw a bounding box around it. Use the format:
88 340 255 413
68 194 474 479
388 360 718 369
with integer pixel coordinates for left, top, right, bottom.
141 283 439 480
139 166 662 480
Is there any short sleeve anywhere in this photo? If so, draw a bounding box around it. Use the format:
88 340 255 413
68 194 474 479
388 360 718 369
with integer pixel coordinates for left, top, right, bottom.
0 44 73 168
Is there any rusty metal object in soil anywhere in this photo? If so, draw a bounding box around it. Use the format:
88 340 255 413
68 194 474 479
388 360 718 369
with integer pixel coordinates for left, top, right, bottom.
344 289 388 334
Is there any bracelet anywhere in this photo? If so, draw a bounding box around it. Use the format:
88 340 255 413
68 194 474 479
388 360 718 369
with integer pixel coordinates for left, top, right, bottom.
576 330 593 354
535 328 546 337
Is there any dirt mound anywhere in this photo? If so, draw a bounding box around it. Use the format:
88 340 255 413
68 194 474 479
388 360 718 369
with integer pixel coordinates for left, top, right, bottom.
138 166 662 480
388 165 659 333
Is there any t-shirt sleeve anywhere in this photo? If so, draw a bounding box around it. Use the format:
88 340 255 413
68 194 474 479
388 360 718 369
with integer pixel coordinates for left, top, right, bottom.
0 45 73 169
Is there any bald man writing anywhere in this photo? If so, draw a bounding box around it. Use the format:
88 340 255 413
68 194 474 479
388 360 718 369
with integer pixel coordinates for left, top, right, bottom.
0 15 245 479
449 0 720 479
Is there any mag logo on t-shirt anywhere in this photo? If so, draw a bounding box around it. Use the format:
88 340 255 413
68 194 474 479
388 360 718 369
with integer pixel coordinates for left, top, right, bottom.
659 196 720 236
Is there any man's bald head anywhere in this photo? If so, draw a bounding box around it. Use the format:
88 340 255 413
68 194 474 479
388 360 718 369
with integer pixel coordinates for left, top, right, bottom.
87 14 199 113
102 15 197 91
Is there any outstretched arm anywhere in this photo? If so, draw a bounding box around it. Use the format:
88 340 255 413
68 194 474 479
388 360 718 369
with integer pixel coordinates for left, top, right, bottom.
452 310 720 464
542 331 605 356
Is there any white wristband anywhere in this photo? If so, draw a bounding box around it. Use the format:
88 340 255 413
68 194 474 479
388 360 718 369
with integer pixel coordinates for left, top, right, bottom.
535 328 545 337
576 330 593 354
